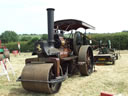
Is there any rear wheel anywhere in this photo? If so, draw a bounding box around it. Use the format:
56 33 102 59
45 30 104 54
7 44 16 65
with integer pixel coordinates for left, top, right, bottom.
78 46 94 76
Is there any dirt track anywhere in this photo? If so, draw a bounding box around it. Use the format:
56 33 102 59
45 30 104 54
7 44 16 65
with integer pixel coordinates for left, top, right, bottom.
0 50 128 96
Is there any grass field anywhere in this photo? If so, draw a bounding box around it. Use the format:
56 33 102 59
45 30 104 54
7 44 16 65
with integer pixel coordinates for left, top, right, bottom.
0 51 128 96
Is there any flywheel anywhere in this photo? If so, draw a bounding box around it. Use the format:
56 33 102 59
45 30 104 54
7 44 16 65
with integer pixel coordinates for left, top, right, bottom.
21 63 62 93
78 45 94 76
73 32 83 55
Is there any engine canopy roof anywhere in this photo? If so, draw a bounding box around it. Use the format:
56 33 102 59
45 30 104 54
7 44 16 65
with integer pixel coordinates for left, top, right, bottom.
54 19 95 31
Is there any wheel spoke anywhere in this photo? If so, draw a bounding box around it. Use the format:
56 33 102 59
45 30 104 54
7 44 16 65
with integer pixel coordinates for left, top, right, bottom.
86 50 91 69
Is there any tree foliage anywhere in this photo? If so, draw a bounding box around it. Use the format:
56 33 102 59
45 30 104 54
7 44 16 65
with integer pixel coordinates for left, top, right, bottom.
0 31 18 43
41 34 48 40
20 36 32 41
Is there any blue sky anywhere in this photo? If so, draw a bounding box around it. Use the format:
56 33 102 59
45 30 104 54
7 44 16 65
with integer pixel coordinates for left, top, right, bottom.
0 0 128 34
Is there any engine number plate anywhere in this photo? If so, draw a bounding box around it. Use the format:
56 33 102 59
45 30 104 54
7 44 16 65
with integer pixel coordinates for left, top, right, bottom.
98 58 105 61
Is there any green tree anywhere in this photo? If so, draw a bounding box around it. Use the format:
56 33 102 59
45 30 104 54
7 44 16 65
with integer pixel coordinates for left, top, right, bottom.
20 36 32 41
1 31 18 43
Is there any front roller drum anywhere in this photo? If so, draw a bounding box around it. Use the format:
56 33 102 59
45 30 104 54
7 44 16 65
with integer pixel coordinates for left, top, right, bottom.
21 64 62 93
78 45 94 76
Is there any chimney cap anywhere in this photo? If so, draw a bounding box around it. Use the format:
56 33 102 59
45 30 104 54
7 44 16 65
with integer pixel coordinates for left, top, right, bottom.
47 8 55 11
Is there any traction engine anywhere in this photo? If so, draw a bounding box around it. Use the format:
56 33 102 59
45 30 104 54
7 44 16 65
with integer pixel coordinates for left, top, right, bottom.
18 8 95 93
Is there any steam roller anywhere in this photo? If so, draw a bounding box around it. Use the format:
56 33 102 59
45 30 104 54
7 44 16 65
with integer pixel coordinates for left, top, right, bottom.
17 8 95 93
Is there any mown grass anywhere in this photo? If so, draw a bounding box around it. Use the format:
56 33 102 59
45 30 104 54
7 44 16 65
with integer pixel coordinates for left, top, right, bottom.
0 51 128 96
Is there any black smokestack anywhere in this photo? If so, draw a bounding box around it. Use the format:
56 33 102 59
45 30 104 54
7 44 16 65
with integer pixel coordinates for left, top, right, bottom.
47 8 55 45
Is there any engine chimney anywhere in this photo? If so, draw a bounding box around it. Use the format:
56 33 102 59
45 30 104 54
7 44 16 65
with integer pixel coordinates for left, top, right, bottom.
47 8 55 45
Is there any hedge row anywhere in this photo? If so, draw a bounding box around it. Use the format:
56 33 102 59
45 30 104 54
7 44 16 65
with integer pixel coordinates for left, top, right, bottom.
3 41 34 53
3 32 128 52
91 32 128 50
3 37 40 52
